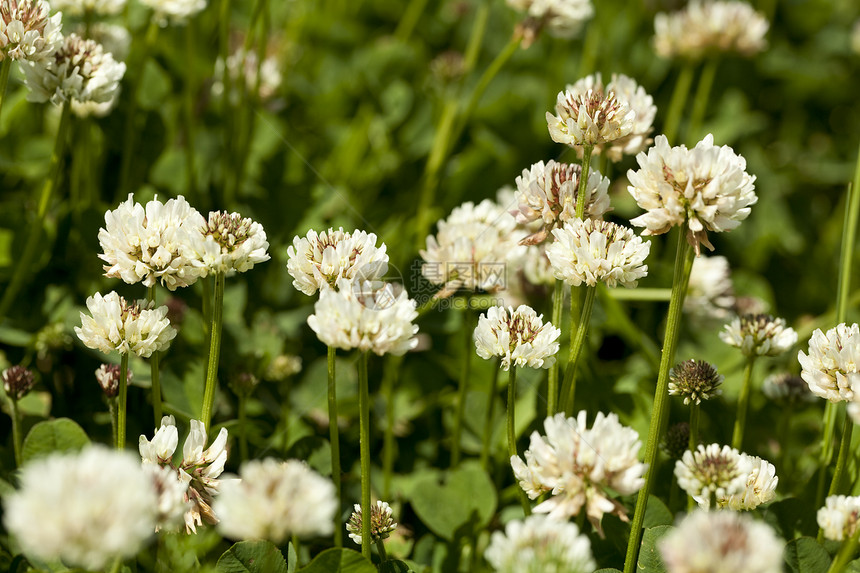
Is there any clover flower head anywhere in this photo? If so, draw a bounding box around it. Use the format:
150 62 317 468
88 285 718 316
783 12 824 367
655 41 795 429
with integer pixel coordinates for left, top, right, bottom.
52 0 125 15
674 443 750 506
75 291 176 358
485 514 596 573
547 85 635 147
798 323 860 403
685 254 735 321
818 495 860 541
2 365 35 400
0 0 62 62
719 313 798 357
668 359 723 405
140 0 206 24
762 372 815 405
196 210 270 275
95 363 131 398
717 455 777 511
507 0 593 44
346 500 397 545
474 305 560 371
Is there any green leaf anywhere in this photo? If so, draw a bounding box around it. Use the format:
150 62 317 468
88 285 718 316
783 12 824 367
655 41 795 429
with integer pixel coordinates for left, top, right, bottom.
784 537 831 573
379 560 412 573
296 548 375 573
637 525 671 573
596 569 624 573
21 418 90 464
643 495 674 528
216 540 288 573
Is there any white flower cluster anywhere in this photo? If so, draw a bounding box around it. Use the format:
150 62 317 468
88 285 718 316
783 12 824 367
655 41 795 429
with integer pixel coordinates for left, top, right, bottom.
654 0 769 60
213 48 282 104
196 211 271 275
0 0 62 62
139 416 229 533
51 0 125 15
75 291 176 357
3 446 158 570
22 33 126 105
674 443 750 507
506 0 593 40
659 510 784 573
474 305 560 371
511 412 646 530
140 0 206 25
547 218 650 288
346 500 397 545
287 227 388 296
215 458 337 544
818 495 860 541
547 85 635 148
627 134 757 255
719 313 798 357
684 255 735 321
716 455 778 511
798 323 860 403
485 514 596 573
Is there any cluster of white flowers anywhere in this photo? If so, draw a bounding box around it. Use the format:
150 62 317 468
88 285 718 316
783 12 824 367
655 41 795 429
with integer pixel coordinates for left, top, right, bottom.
75 291 176 357
195 211 271 275
0 0 62 62
668 359 723 405
140 0 206 25
506 0 593 41
474 305 560 371
308 278 418 356
762 372 814 404
51 0 125 15
818 495 860 541
627 134 757 255
287 227 388 296
719 313 798 357
22 33 126 105
214 458 337 544
546 218 650 288
511 159 611 244
139 416 229 533
659 510 784 573
654 0 769 60
547 85 635 148
798 323 860 403
717 455 778 511
511 412 646 530
213 48 282 104
485 514 596 573
346 500 397 545
674 443 750 506
684 255 735 321
3 446 159 570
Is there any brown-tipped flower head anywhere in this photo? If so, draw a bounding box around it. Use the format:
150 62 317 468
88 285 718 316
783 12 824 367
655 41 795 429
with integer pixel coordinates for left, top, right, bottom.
2 365 35 400
720 313 797 357
346 500 397 545
95 363 131 398
668 359 723 405
662 422 691 461
547 87 635 147
0 0 63 62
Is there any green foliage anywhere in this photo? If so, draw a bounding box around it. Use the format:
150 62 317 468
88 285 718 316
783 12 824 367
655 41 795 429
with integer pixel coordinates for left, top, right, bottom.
20 418 89 464
296 549 375 573
636 526 671 573
784 538 832 573
216 541 290 573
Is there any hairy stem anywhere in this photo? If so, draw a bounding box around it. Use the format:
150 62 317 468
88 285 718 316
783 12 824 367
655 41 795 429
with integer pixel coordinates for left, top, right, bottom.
731 357 756 450
201 272 225 431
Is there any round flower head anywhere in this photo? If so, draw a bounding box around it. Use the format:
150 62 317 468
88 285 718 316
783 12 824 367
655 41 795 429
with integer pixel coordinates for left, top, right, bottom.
627 134 757 254
818 495 860 541
485 514 596 573
662 422 691 461
659 510 784 573
474 305 560 371
286 227 388 296
308 279 418 356
2 365 35 400
684 254 735 321
717 455 777 511
22 34 126 105
511 411 646 533
654 0 768 60
75 291 176 358
145 463 190 531
506 0 593 45
95 363 131 398
51 0 125 15
139 0 206 24
798 323 860 403
547 218 650 288
190 210 270 275
762 372 814 405
214 48 282 104
547 85 635 148
215 458 337 543
346 500 397 545
668 359 723 405
719 313 798 357
512 159 611 245
0 0 62 62
674 443 750 506
3 446 158 570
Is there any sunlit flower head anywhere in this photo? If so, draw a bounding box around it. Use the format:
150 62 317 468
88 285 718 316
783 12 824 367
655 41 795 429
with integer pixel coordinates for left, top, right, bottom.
51 0 125 15
140 0 206 24
717 455 777 511
194 210 270 275
145 463 190 531
506 0 593 44
627 134 757 254
0 0 62 62
675 443 750 506
818 495 860 541
719 313 798 357
684 254 735 321
798 323 860 403
547 84 635 147
668 359 723 405
474 305 560 371
75 291 176 358
346 500 397 545
485 514 596 573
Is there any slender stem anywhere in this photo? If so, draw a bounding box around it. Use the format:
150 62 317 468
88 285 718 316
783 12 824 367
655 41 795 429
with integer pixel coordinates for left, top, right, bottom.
662 63 695 145
201 272 225 431
147 284 162 425
183 20 198 200
828 413 854 497
0 58 12 121
606 288 673 302
828 526 860 573
117 353 129 449
108 556 123 573
560 286 597 414
382 354 401 501
462 1 489 72
358 351 372 560
731 357 756 450
817 401 838 509
237 392 248 461
10 398 21 467
375 538 388 562
108 398 118 446
328 345 343 547
623 228 695 573
0 103 71 320
451 306 474 466
574 146 594 220
480 361 501 470
506 367 518 463
414 100 457 249
547 279 564 415
394 0 429 41
687 59 718 145
689 402 699 451
292 535 301 567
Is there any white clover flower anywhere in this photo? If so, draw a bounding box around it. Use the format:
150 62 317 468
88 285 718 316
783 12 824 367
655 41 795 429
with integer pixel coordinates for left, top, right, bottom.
346 500 397 545
512 159 611 245
519 244 556 287
512 412 646 532
140 0 205 24
75 291 176 358
668 359 723 405
659 510 784 573
308 278 418 356
818 495 860 541
627 134 757 254
547 218 650 289
83 22 131 61
675 443 750 506
506 0 593 41
717 455 777 511
798 323 860 403
684 254 735 321
215 458 337 544
213 48 282 104
654 0 768 60
3 446 158 570
145 463 190 531
0 0 62 62
420 199 525 298
546 85 635 148
719 313 798 357
287 228 388 296
762 372 815 404
189 210 270 275
51 0 125 15
22 34 126 105
474 305 560 371
485 514 596 573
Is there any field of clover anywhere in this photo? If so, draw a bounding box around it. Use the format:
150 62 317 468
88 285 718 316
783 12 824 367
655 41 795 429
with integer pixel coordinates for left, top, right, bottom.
3 0 860 572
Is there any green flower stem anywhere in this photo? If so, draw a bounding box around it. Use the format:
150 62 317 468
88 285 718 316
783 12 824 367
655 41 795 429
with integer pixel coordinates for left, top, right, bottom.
828 414 854 497
506 366 530 514
358 351 372 560
686 59 718 146
108 398 118 446
817 401 838 510
394 0 429 41
375 538 388 562
662 62 695 145
451 305 474 467
382 354 402 501
414 99 457 249
108 556 123 573
560 285 597 414
828 527 860 573
689 402 699 451
237 392 248 462
183 20 198 201
0 58 12 121
731 357 757 450
0 103 71 321
480 360 501 470
623 228 695 573
547 279 564 415
117 353 129 450
10 398 21 467
574 145 594 220
200 272 225 432
328 345 343 547
606 288 673 302
147 284 162 425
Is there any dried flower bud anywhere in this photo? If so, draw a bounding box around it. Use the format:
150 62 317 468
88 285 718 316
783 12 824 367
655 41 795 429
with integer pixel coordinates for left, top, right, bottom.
662 422 690 461
430 51 466 85
346 500 397 545
3 365 35 400
668 359 723 405
230 372 259 396
95 363 131 398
